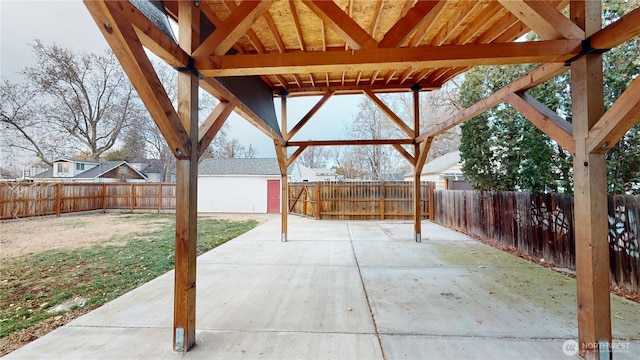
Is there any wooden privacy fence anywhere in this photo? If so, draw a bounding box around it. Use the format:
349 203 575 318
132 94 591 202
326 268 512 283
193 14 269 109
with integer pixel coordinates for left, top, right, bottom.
433 190 640 292
0 183 176 219
288 181 434 220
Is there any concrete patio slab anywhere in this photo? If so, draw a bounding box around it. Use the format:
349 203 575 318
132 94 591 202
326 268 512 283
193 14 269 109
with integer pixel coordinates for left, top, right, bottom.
5 216 640 360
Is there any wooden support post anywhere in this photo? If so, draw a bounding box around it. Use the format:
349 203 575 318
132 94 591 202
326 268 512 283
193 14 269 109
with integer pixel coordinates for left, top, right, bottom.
280 91 288 242
281 174 288 242
174 1 199 352
571 2 611 359
412 84 422 242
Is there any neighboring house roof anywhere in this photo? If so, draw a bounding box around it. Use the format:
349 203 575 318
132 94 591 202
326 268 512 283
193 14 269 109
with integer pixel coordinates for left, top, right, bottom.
415 151 462 176
33 168 53 178
199 158 280 176
52 158 99 165
74 161 146 179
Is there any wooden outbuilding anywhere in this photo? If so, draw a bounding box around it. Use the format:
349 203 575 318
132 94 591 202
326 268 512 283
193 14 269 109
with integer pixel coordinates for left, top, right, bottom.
83 1 640 358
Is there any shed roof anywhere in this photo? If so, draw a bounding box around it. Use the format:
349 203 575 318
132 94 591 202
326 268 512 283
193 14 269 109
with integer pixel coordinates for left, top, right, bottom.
199 158 280 176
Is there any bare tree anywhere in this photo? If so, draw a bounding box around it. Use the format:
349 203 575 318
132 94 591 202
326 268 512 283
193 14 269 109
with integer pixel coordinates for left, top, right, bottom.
19 40 146 161
299 146 329 168
1 80 66 165
344 96 409 180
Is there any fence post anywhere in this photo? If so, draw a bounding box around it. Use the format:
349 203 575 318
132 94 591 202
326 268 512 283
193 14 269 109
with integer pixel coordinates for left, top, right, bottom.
130 184 134 212
380 182 385 220
55 183 61 217
428 183 435 220
315 182 321 220
158 184 163 213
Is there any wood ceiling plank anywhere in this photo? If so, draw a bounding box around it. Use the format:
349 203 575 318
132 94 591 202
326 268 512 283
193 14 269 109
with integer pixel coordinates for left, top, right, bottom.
302 0 378 50
506 91 575 154
379 0 441 48
193 0 272 56
195 39 581 77
86 0 190 159
498 0 584 40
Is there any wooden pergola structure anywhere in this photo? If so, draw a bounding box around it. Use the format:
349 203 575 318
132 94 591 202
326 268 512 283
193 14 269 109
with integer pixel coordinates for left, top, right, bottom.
84 1 639 358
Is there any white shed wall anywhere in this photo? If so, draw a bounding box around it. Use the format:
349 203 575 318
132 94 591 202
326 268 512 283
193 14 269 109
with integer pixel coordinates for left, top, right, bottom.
198 175 278 213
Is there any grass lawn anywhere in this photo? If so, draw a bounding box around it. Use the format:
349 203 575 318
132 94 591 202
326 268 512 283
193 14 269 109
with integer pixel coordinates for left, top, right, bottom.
0 214 258 355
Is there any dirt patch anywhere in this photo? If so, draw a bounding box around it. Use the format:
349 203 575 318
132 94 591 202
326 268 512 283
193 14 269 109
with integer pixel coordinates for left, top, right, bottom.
0 213 172 259
0 212 273 259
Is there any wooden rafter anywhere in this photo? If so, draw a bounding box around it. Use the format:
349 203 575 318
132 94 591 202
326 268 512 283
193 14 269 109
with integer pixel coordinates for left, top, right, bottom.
416 61 569 143
193 1 272 56
287 90 334 141
408 0 447 47
590 6 640 49
195 39 581 77
288 1 305 51
505 92 575 154
454 2 505 45
263 11 286 53
85 0 190 159
430 0 485 46
369 0 384 35
364 89 415 138
301 0 378 50
379 0 442 48
498 0 584 40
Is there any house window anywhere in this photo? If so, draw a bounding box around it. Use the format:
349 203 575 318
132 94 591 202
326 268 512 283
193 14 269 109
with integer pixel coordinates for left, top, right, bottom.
57 163 70 175
76 163 85 171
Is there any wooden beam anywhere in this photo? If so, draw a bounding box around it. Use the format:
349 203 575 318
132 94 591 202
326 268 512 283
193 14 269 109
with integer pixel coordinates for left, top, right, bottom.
379 0 441 48
498 0 584 40
287 90 334 141
392 144 416 166
287 145 308 168
85 0 190 159
571 1 611 359
364 89 415 137
194 40 581 77
301 0 378 50
105 1 189 68
587 73 640 153
412 84 422 243
416 62 569 142
173 0 199 352
590 6 640 50
197 101 236 159
193 1 272 56
287 139 413 147
505 91 575 154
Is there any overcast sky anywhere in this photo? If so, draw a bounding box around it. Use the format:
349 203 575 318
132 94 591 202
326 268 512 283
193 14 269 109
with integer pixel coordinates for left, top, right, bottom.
1 0 359 161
